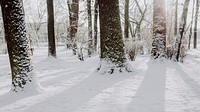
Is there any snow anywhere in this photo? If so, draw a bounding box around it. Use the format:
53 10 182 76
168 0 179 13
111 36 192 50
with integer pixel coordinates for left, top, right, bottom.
0 47 200 112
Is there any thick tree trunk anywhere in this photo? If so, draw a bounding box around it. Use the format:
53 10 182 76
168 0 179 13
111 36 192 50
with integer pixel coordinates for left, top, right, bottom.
47 0 56 57
67 0 79 55
193 0 199 49
94 0 98 52
87 0 93 56
173 0 190 61
151 0 166 59
1 0 35 92
98 0 131 74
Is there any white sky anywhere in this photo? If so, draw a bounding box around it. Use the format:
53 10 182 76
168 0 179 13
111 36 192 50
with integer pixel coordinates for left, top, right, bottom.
23 0 199 26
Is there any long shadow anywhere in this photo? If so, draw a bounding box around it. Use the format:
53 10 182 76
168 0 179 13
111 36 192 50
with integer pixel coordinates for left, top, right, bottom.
173 63 200 97
38 70 81 85
0 69 93 109
127 60 167 112
0 89 40 108
22 72 131 112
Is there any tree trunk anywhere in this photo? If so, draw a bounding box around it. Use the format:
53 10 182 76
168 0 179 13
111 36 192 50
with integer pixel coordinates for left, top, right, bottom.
47 0 56 57
98 0 131 74
124 0 129 39
173 0 190 61
87 0 93 56
1 0 35 92
151 0 166 59
129 22 134 39
94 0 98 52
193 0 199 49
174 0 178 36
67 0 79 55
188 0 195 49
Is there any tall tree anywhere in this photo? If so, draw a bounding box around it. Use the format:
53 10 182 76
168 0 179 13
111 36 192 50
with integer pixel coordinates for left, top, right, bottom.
67 0 79 55
47 0 56 57
151 0 166 59
188 0 195 49
193 0 199 49
94 0 98 52
98 0 131 73
173 0 190 61
1 0 35 92
124 0 129 39
87 0 93 56
174 0 178 36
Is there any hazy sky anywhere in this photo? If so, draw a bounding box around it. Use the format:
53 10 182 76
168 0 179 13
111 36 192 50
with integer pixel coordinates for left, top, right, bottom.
24 0 198 26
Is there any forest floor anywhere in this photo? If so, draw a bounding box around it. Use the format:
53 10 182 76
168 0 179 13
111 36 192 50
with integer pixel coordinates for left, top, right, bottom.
0 46 200 112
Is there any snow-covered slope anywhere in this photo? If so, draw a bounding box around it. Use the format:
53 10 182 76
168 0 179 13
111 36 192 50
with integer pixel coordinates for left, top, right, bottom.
0 47 200 112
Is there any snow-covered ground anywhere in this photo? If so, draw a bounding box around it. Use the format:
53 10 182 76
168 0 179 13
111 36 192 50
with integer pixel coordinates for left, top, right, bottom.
0 47 200 112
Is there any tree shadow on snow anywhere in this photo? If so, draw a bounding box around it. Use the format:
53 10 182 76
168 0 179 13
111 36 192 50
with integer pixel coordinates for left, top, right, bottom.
172 63 200 98
0 89 40 108
24 72 131 112
127 59 167 112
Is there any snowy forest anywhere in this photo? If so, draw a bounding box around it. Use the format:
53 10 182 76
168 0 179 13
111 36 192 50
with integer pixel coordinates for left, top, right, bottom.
0 0 200 111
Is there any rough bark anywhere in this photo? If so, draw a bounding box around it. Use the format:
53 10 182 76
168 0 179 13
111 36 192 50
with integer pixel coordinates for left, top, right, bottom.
67 0 79 55
1 0 34 92
98 0 131 73
47 0 56 57
87 0 93 56
151 0 166 59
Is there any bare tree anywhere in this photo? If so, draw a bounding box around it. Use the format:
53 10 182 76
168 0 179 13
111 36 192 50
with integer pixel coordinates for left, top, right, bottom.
25 0 47 46
174 0 178 36
188 0 195 49
193 0 199 49
87 0 93 56
124 0 129 39
134 0 148 41
47 0 56 57
173 0 190 61
94 0 98 52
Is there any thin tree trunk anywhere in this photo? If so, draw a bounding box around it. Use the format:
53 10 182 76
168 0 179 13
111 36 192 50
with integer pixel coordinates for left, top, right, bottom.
94 0 98 52
188 0 195 49
87 0 93 56
129 22 134 39
124 0 129 39
1 0 35 92
47 0 56 57
174 0 178 36
193 0 199 49
173 0 190 61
